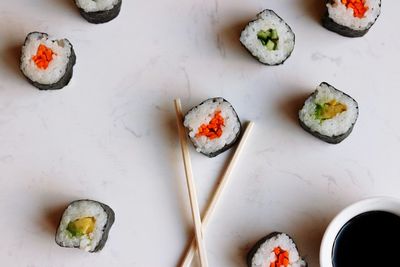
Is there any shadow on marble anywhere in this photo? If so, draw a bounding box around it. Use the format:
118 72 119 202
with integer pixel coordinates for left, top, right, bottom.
163 112 200 267
277 91 310 126
291 217 331 267
0 43 24 80
297 0 326 23
51 0 79 15
217 19 254 63
157 103 196 230
237 239 253 267
39 203 68 236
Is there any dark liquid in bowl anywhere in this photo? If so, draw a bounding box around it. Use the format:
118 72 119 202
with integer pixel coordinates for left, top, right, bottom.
332 211 400 267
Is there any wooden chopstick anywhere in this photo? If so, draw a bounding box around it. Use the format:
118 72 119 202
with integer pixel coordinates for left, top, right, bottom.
179 121 254 267
174 98 209 267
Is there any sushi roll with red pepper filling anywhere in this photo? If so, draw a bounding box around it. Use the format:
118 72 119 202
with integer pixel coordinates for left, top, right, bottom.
55 200 115 252
247 232 307 267
75 0 122 24
240 10 295 66
183 98 242 158
323 0 381 37
299 82 359 144
20 32 76 90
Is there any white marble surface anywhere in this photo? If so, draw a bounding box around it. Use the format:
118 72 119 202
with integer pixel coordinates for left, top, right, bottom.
0 0 399 266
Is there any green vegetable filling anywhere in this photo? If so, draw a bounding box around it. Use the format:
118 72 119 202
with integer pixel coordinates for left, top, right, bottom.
315 100 347 121
67 217 96 237
257 29 279 51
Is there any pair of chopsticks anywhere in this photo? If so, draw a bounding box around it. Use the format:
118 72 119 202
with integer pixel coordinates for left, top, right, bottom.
174 99 254 267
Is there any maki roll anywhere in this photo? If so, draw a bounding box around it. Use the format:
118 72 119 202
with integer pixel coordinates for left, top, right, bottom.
20 32 76 90
323 0 381 37
75 0 122 24
240 10 295 66
299 82 359 144
183 98 242 158
247 232 307 267
55 200 115 252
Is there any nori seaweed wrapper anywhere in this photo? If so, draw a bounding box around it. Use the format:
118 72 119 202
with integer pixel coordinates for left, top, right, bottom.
322 0 381 37
91 200 115 252
21 32 76 90
55 199 115 253
299 82 359 144
184 98 242 158
240 9 295 66
77 0 122 24
247 232 308 267
299 117 356 144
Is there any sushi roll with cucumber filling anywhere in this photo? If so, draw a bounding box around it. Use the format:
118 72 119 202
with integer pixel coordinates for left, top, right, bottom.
55 200 115 252
247 232 307 267
323 0 381 37
184 98 242 158
75 0 122 24
240 10 295 65
20 32 76 90
299 82 359 144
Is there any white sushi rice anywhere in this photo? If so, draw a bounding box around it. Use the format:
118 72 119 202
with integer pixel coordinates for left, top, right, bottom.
327 0 381 30
299 83 358 137
251 233 306 267
184 98 240 155
76 0 119 12
240 10 295 65
55 200 108 252
20 32 72 85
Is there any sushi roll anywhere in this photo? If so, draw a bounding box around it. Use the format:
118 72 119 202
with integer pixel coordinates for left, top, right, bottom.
323 0 381 37
55 199 115 252
299 82 359 144
247 232 307 267
20 32 76 90
183 98 242 158
240 10 295 66
75 0 122 24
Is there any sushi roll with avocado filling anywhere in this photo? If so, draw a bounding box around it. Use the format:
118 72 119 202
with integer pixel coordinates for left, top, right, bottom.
183 98 242 158
299 82 359 144
240 10 295 65
20 32 76 90
55 200 115 252
75 0 122 24
323 0 381 37
247 232 307 267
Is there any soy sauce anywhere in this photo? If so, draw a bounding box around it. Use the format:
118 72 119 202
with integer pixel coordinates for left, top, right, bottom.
332 211 400 267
